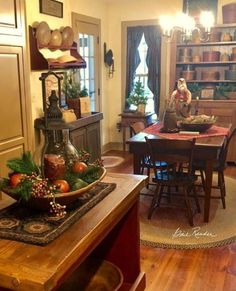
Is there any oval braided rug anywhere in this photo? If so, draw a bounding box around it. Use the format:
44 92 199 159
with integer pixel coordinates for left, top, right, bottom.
101 156 124 168
140 175 236 249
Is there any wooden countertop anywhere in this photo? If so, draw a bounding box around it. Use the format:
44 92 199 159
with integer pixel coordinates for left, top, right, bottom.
0 173 147 291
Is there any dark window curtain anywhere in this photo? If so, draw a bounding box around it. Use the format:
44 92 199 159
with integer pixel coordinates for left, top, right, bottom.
144 25 162 114
125 26 143 109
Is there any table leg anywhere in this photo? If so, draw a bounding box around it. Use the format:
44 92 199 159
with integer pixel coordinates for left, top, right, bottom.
122 126 126 151
133 154 142 175
204 159 214 222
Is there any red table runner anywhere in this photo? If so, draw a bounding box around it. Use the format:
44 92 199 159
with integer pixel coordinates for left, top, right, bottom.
143 123 230 140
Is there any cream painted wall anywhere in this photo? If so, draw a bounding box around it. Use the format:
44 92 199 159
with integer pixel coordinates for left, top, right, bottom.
25 0 234 150
106 0 183 144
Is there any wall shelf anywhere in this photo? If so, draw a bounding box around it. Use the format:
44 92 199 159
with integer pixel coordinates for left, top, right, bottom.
29 26 86 71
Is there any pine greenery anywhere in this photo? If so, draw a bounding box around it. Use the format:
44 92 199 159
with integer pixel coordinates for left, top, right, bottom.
7 152 39 175
127 80 148 106
65 165 101 185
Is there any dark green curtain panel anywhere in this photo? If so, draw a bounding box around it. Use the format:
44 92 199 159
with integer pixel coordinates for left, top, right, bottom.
144 26 162 114
125 25 162 113
125 26 143 108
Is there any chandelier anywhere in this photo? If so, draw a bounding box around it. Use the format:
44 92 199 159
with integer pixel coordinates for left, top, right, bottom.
159 2 215 43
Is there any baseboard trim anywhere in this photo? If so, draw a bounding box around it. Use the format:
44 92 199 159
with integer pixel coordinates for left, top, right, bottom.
102 142 125 154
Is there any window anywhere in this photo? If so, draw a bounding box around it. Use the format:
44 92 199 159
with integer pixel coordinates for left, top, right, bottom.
72 13 101 112
134 34 154 114
78 33 96 111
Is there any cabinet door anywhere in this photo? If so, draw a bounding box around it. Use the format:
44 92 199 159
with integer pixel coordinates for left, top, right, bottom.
0 46 28 176
0 0 23 37
70 128 87 152
87 123 101 162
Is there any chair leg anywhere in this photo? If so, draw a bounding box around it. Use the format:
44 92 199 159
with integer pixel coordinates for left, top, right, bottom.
184 187 194 226
191 185 201 213
167 186 171 203
146 167 150 189
200 170 206 191
218 171 226 209
148 185 161 219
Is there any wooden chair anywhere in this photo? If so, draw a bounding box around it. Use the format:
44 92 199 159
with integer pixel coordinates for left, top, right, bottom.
130 121 146 136
130 121 151 177
193 127 236 209
145 137 200 226
130 121 168 190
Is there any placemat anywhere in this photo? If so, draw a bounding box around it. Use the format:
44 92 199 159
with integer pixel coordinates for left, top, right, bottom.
143 123 229 140
0 182 116 246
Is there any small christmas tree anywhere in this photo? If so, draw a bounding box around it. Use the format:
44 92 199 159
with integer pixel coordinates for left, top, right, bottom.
127 80 148 106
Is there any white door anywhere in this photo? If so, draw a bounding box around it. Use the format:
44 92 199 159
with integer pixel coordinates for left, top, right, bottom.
72 13 101 112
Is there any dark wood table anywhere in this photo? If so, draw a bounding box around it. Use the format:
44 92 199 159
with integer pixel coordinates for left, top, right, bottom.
126 123 231 223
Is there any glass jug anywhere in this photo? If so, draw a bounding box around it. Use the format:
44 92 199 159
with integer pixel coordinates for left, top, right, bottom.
42 129 79 180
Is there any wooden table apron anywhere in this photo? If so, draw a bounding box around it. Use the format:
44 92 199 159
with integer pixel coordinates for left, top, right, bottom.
127 131 227 223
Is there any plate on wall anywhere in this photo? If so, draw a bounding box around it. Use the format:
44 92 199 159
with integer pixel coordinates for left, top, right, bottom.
61 26 74 47
36 21 51 46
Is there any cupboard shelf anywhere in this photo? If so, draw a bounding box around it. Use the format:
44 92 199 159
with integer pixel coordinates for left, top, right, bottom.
171 23 236 91
170 23 236 164
177 80 236 83
177 61 236 65
177 41 236 47
29 25 86 71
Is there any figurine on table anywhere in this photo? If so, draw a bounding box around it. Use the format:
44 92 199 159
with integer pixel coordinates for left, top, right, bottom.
169 78 192 119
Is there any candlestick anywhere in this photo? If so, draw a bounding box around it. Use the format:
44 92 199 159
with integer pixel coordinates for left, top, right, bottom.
195 96 199 115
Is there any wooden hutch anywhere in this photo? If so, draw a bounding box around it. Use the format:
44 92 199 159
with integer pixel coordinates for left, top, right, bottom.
170 24 236 163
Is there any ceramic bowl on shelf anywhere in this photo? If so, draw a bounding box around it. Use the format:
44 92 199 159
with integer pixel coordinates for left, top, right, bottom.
2 167 106 211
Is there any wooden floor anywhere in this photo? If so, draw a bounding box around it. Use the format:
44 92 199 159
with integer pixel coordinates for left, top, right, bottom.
104 150 236 291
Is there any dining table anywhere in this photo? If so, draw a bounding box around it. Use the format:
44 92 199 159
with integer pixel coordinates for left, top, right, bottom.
126 122 231 223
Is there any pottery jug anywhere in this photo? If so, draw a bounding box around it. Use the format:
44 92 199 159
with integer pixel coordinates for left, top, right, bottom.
161 109 178 132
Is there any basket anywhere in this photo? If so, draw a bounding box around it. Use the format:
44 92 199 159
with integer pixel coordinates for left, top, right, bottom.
222 3 236 24
58 258 123 291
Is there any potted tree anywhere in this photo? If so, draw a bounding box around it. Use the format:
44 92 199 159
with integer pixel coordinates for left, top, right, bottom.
62 72 89 118
127 80 148 114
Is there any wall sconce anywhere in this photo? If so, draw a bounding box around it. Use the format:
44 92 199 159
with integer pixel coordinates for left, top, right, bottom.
104 42 115 78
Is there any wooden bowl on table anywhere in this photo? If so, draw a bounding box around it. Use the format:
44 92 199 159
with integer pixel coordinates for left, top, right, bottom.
2 168 106 211
180 115 217 133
